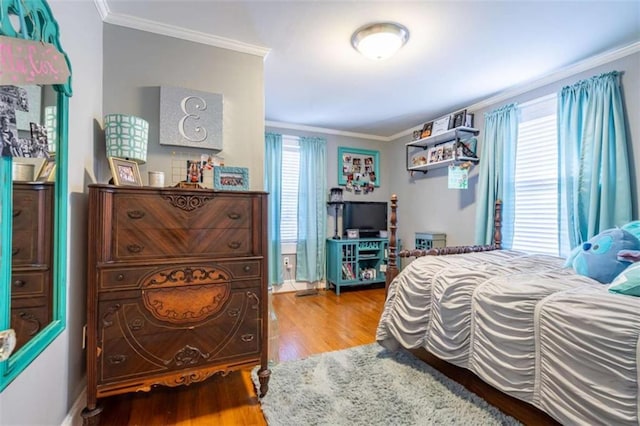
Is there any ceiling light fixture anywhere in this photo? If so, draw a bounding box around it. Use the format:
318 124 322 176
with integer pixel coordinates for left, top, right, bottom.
351 22 409 61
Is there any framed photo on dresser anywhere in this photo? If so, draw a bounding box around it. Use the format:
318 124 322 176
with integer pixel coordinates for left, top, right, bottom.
109 157 142 186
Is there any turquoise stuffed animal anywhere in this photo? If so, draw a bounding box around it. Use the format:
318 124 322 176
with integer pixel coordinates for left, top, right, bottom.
569 221 640 284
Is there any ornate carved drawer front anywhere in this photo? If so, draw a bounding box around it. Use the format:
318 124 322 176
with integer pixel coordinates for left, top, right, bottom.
11 271 47 297
98 284 262 382
11 305 49 351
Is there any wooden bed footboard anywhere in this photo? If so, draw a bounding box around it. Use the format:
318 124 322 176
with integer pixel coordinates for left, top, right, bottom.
385 194 502 292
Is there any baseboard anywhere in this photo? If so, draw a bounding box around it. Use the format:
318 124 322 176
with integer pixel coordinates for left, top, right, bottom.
61 387 86 426
272 280 326 294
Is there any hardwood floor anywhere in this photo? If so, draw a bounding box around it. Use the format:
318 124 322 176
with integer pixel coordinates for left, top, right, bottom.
97 287 386 425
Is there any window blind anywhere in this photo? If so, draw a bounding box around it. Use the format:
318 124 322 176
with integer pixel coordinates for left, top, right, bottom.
511 95 568 256
281 136 300 242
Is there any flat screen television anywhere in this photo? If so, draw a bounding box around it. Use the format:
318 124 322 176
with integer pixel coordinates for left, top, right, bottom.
343 201 388 238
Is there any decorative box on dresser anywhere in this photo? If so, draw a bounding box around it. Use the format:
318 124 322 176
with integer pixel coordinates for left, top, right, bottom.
11 182 54 352
82 184 270 424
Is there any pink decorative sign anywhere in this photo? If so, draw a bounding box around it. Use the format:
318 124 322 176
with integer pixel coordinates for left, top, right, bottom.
0 35 70 85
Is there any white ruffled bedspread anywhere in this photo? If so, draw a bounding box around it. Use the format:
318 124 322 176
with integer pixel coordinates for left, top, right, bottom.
376 250 640 426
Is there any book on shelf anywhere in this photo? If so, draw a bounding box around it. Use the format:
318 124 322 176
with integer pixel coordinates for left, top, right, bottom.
342 262 355 280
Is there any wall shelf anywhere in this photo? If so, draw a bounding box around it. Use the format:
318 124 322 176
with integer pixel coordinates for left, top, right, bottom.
406 126 479 173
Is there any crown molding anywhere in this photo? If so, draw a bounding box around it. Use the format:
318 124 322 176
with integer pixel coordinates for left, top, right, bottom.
274 40 640 142
93 0 109 20
388 40 640 142
265 121 389 142
94 1 270 58
466 41 640 113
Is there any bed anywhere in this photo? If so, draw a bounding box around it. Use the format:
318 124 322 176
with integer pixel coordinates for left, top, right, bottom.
377 195 640 425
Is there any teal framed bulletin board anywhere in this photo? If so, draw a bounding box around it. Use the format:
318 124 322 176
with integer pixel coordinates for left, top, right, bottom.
337 147 380 188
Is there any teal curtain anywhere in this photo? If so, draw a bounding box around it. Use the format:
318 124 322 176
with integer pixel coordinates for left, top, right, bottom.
558 71 632 249
265 132 283 286
296 136 327 283
474 103 518 246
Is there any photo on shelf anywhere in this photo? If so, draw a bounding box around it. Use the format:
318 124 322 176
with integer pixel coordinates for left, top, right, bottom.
411 152 428 167
442 141 455 161
451 110 466 129
420 121 433 139
432 116 451 136
428 145 445 164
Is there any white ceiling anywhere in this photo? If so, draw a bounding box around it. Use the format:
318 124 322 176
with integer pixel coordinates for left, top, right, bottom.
100 1 640 139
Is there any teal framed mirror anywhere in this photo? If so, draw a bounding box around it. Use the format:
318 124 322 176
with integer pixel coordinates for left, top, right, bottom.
0 0 71 391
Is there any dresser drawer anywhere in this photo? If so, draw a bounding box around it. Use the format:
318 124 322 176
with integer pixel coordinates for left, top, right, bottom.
100 261 261 291
11 230 39 265
97 287 261 382
12 192 37 232
12 185 53 266
113 228 189 259
11 270 47 297
113 228 252 260
100 266 160 290
216 260 261 279
113 193 251 231
11 305 50 352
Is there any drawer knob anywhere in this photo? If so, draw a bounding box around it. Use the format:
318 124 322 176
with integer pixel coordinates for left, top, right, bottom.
228 212 241 220
228 241 241 250
129 318 144 331
13 279 26 287
116 274 124 281
243 265 251 272
127 244 144 253
107 354 128 365
127 210 146 219
12 209 21 218
241 334 255 342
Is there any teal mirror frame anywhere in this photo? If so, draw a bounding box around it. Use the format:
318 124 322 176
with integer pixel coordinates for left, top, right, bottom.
0 0 72 391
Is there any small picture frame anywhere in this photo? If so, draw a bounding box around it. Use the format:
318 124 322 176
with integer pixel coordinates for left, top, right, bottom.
432 115 451 136
186 159 203 183
109 157 142 186
35 158 56 182
420 121 433 139
346 229 360 239
214 166 249 191
451 110 466 129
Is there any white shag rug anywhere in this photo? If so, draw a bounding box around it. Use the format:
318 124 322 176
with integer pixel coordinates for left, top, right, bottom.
252 343 521 426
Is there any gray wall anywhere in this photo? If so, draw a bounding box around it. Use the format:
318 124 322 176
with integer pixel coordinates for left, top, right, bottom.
0 1 103 424
103 25 265 190
388 51 640 250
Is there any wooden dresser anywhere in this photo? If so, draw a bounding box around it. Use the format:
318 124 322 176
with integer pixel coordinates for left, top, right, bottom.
11 182 54 352
82 184 270 424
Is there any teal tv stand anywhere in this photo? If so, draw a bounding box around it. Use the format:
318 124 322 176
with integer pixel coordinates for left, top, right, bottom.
326 238 388 295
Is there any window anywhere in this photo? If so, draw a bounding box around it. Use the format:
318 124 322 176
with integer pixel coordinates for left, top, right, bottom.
511 94 569 256
280 135 300 245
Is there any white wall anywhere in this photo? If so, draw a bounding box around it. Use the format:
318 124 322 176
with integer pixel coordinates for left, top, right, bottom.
0 1 103 425
388 51 640 251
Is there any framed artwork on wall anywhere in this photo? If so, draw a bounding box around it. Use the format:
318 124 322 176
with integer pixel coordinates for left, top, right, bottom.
337 146 380 188
159 86 223 150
